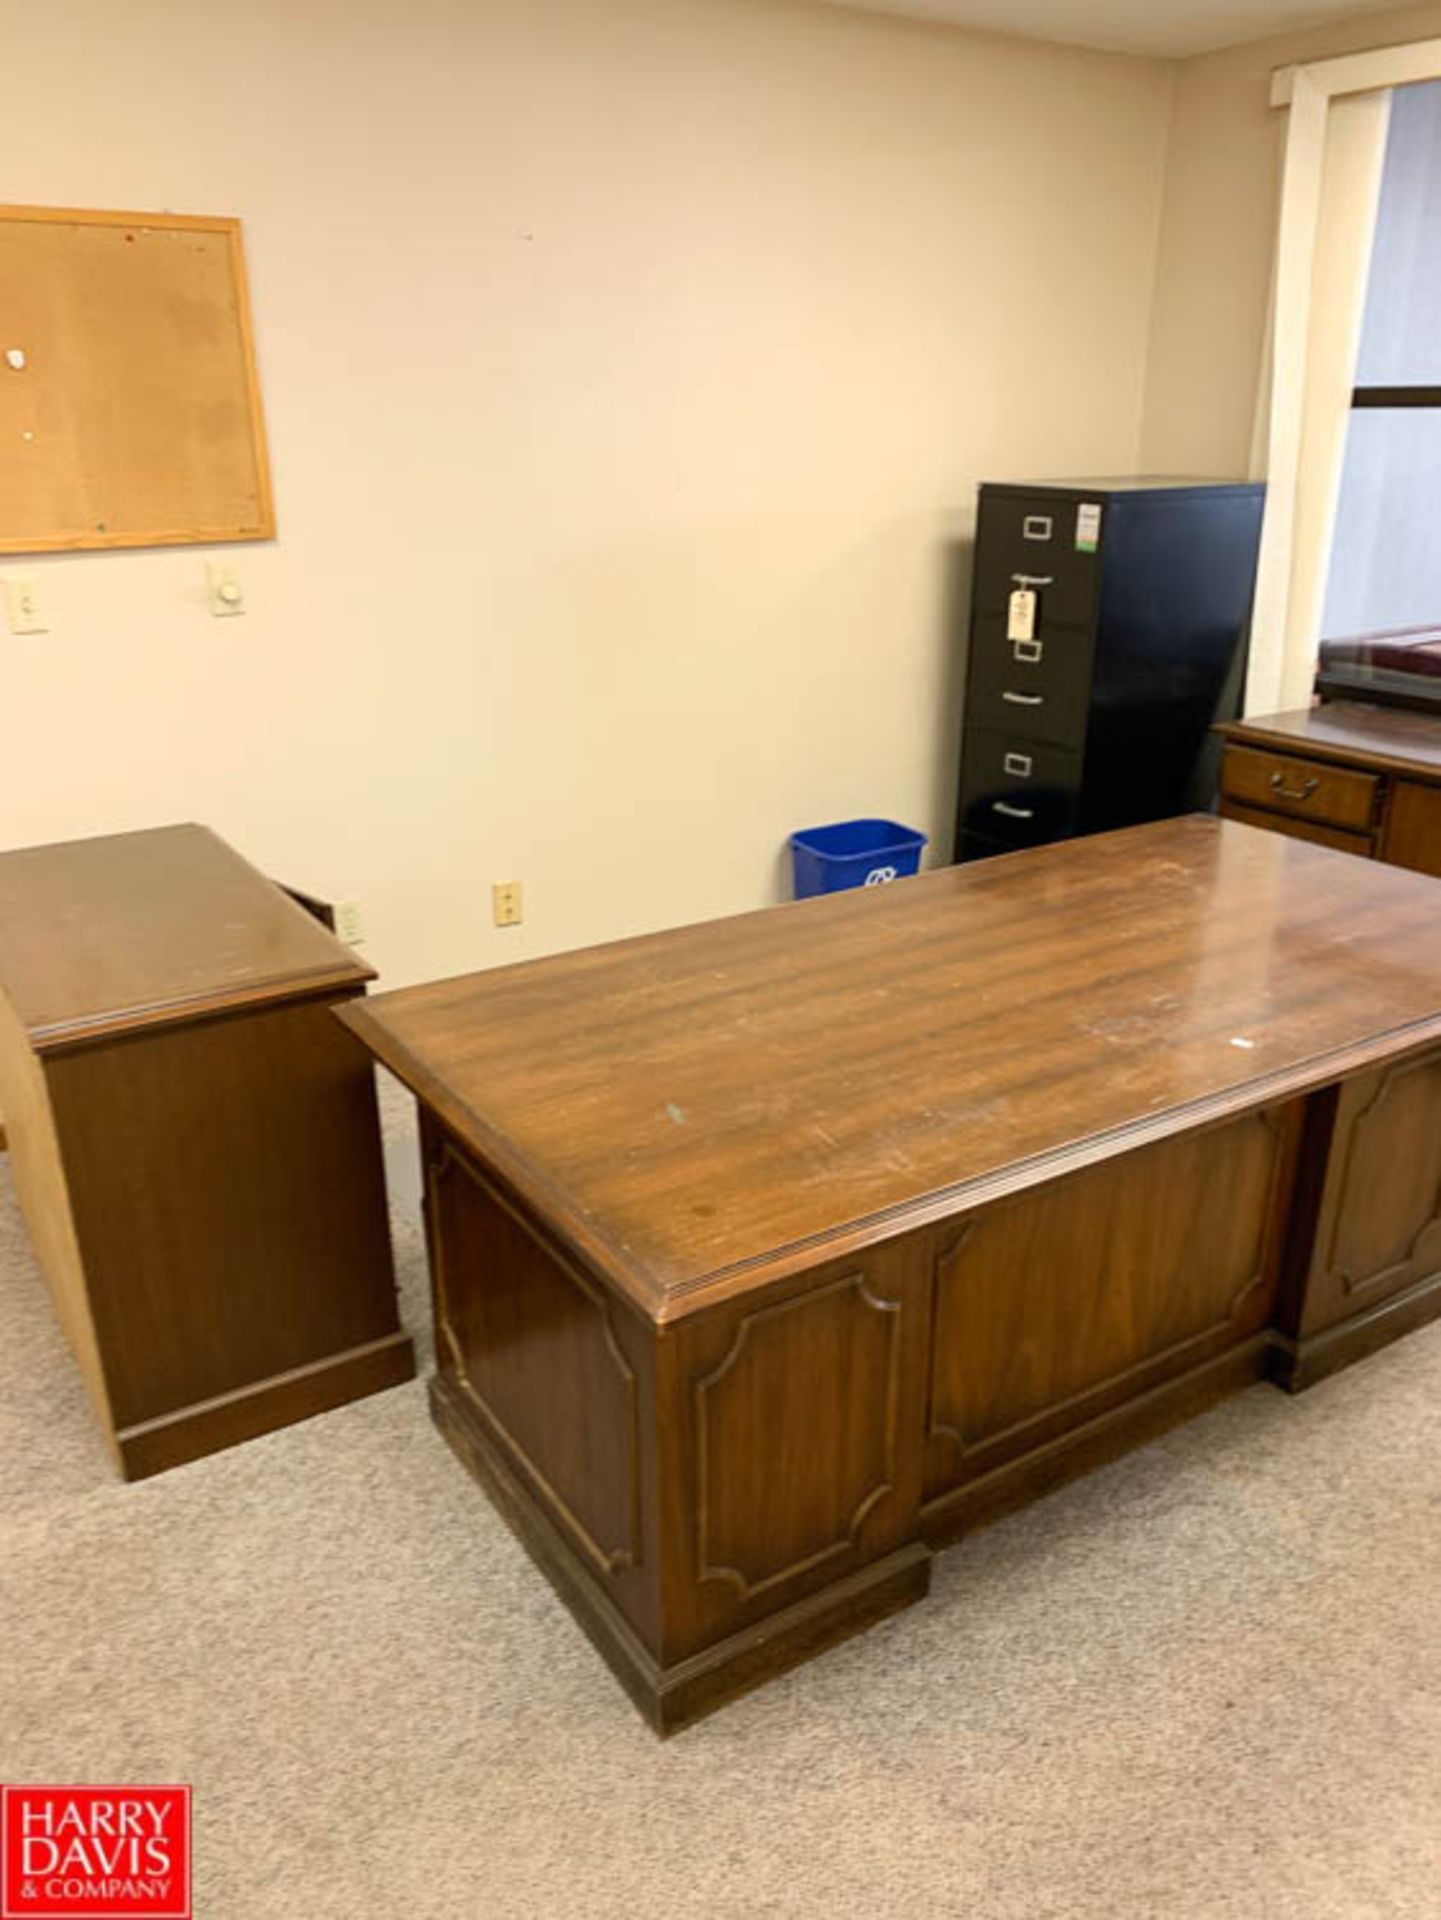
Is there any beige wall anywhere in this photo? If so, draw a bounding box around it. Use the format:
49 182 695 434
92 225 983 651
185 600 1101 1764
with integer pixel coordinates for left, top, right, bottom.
1140 0 1441 475
1 0 1171 985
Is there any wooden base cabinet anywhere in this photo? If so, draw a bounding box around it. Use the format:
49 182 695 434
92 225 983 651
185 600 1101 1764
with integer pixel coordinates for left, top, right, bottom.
1218 700 1441 872
345 818 1441 1733
0 826 415 1479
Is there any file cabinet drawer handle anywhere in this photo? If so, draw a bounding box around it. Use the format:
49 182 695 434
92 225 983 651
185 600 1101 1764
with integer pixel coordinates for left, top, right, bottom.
1268 771 1320 803
1010 573 1054 588
993 801 1035 821
1002 690 1044 706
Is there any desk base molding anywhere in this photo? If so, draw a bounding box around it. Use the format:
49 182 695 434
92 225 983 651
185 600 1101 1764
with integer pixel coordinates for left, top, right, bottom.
431 1371 931 1735
921 1336 1273 1549
117 1331 416 1481
1268 1267 1441 1393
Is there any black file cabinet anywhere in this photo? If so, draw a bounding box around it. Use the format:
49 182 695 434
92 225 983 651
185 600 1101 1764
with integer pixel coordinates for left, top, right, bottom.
955 477 1265 862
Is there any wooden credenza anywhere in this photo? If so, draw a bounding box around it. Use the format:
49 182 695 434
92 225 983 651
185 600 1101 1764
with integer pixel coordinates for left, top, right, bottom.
0 825 414 1478
1217 700 1441 873
341 817 1441 1733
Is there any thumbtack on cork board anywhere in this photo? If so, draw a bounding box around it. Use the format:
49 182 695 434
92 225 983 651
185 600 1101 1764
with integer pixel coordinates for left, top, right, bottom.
0 204 275 554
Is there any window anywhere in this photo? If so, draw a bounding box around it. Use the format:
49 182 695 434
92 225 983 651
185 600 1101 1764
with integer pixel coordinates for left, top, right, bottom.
1323 81 1441 643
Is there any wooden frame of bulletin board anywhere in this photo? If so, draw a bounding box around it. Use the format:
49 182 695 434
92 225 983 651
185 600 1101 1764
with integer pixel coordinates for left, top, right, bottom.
0 204 275 553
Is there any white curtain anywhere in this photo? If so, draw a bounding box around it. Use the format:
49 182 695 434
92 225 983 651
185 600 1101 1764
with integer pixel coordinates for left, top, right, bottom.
1247 88 1391 714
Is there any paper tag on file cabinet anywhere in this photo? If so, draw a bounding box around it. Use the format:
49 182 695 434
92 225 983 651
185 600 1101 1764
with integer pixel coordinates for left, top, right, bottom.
1007 589 1037 643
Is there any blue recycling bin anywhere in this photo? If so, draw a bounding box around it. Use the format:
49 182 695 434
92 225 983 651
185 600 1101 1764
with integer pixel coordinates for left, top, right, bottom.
790 818 928 899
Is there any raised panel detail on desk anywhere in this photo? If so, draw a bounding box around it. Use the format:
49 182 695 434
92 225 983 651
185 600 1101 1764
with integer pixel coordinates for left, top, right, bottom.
695 1273 901 1600
1381 780 1441 877
427 1135 641 1578
1303 1055 1441 1333
924 1108 1294 1497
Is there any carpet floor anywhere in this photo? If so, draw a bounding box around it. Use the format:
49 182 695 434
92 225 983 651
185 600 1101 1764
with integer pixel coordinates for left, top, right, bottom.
2 1103 1440 1919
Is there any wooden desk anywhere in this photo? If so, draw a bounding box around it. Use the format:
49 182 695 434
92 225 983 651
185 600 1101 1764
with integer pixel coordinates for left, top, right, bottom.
342 817 1441 1732
1218 700 1441 874
0 825 414 1478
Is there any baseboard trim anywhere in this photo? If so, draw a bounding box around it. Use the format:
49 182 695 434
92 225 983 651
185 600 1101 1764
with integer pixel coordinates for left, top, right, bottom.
116 1329 416 1480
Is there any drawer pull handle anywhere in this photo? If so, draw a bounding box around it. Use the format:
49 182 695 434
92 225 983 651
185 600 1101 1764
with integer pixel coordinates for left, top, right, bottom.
1268 772 1320 802
1002 690 1044 706
993 801 1035 820
1010 572 1054 588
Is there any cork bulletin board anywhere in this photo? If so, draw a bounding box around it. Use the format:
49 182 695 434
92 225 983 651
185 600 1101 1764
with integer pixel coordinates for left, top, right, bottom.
0 205 275 554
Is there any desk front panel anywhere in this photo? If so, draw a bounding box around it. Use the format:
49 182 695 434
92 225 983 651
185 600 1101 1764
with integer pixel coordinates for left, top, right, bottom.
1295 1050 1441 1341
920 1103 1299 1509
421 1085 1354 1699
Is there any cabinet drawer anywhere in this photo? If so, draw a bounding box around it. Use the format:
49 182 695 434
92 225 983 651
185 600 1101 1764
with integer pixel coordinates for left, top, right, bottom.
1219 799 1374 858
1220 745 1378 833
958 731 1082 848
966 615 1093 750
972 494 1100 631
955 829 1019 864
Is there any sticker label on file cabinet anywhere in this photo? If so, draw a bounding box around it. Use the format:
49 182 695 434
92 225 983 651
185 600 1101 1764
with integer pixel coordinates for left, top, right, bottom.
1007 588 1037 642
1075 502 1102 552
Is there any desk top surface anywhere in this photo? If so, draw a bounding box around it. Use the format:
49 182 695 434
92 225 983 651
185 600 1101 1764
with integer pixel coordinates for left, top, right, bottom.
1219 701 1441 779
345 816 1441 1321
0 824 370 1050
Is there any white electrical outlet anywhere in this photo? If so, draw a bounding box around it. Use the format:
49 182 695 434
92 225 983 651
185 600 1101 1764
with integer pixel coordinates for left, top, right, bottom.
4 576 47 634
334 899 365 946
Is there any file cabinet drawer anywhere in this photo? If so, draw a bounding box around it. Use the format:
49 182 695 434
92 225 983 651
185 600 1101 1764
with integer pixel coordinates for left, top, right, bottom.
966 615 1093 750
971 495 1101 631
956 828 1025 864
1220 745 1379 833
957 732 1083 848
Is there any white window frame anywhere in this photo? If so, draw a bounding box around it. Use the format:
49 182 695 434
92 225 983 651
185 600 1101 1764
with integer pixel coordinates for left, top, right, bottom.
1251 39 1441 714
